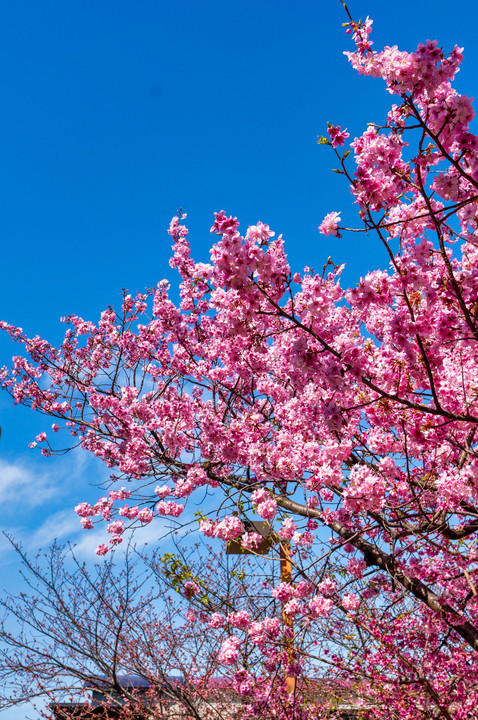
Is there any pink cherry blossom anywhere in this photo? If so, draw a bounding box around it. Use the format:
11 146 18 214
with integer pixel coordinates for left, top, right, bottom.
227 611 250 629
208 613 225 629
217 635 241 665
327 124 350 148
318 211 341 237
136 508 154 524
183 581 201 599
308 595 334 618
342 593 360 611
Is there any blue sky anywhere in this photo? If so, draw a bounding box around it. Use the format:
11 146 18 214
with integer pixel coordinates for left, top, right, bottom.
2 0 478 716
1 0 478 639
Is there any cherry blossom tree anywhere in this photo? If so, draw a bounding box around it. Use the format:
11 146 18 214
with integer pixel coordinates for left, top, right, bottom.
1 539 327 720
3 8 478 718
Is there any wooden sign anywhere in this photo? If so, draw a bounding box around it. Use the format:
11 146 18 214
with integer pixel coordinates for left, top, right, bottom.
226 520 274 555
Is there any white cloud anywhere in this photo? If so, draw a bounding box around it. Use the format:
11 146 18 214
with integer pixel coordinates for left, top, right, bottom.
0 447 208 570
0 457 58 507
0 448 109 511
28 508 81 547
0 449 111 568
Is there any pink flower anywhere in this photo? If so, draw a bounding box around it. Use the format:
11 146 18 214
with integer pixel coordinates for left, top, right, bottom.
107 520 125 535
248 621 266 648
317 578 337 597
240 531 263 551
209 211 240 236
347 557 367 578
295 581 314 598
218 635 241 665
309 595 334 617
109 487 131 501
183 581 200 599
156 500 184 517
318 211 341 237
246 222 275 244
209 613 225 629
284 599 302 616
271 582 296 602
227 610 250 629
327 124 350 148
256 498 277 520
292 530 314 547
251 489 277 521
233 670 254 696
155 484 171 498
95 544 109 556
137 508 154 524
119 504 139 519
75 502 96 518
278 518 297 540
342 593 360 611
214 515 245 541
251 488 268 505
199 518 216 537
36 432 47 442
263 617 281 637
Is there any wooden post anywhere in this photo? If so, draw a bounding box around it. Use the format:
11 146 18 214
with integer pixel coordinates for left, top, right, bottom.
226 525 296 695
280 542 296 696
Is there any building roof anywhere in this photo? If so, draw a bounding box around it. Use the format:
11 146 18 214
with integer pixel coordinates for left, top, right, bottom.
85 675 152 690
